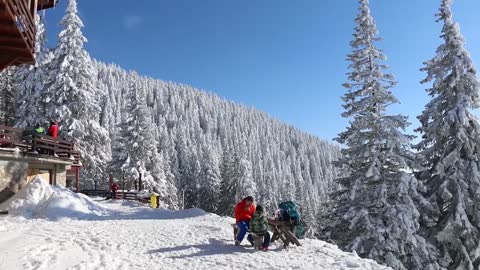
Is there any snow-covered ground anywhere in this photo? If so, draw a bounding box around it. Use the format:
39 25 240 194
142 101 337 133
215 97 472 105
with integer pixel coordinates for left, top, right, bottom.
0 180 390 270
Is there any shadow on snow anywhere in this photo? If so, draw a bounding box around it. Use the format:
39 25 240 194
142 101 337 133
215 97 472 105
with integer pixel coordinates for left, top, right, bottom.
147 238 256 258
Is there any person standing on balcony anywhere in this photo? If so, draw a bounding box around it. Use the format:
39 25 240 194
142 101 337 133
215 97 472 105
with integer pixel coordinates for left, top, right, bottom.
33 124 46 137
48 122 59 139
29 124 46 154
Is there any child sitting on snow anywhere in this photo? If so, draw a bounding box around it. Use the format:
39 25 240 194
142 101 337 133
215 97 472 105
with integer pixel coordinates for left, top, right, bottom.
247 205 271 251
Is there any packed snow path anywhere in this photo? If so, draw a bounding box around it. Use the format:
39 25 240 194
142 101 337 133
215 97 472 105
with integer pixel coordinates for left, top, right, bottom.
0 199 390 270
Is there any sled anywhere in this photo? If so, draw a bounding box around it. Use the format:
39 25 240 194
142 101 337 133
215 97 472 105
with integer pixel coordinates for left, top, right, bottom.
232 223 265 250
249 232 264 250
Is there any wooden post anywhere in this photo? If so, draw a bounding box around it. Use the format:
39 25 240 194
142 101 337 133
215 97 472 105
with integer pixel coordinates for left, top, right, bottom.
122 171 125 193
182 189 185 210
139 172 142 191
75 167 80 192
109 174 113 189
32 138 37 153
52 166 57 185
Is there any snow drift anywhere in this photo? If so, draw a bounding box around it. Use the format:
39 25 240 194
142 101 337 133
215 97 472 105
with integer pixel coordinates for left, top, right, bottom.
0 177 107 220
0 198 390 270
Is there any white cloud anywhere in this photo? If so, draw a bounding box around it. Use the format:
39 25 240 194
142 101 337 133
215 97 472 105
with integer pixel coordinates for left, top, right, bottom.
123 15 143 30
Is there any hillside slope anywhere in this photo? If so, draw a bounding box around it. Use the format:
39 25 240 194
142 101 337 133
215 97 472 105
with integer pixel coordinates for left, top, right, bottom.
95 62 341 232
0 182 389 270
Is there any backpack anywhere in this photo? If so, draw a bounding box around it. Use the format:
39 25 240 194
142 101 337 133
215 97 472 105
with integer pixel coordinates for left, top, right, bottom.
295 219 306 239
278 201 301 226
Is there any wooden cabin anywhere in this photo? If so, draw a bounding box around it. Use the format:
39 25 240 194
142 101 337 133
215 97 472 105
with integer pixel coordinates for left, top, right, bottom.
0 0 58 71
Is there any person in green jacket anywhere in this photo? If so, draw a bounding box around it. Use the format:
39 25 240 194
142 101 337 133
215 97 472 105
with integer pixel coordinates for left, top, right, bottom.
33 124 46 137
247 205 271 251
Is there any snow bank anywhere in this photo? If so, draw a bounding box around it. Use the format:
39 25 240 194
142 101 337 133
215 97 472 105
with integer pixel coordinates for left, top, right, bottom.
136 189 152 199
0 199 390 270
156 207 207 219
0 177 107 220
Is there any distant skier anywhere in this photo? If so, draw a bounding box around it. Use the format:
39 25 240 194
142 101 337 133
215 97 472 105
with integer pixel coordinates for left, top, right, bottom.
111 182 120 199
234 196 256 246
247 205 271 251
48 121 59 139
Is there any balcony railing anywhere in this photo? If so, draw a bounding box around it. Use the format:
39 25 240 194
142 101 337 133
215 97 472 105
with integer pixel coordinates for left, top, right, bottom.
0 125 81 166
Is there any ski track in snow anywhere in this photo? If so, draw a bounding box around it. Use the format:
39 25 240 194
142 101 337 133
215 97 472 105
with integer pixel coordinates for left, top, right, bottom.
0 200 390 270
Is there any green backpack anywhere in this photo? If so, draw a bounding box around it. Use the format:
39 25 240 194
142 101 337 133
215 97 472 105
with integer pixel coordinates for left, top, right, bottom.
295 219 306 239
279 201 301 225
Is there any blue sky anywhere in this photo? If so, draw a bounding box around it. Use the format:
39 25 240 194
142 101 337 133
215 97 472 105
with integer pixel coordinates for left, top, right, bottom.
43 0 480 141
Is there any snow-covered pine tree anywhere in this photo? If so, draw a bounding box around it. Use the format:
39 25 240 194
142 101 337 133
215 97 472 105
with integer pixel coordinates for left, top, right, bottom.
48 0 111 187
218 147 237 215
94 61 341 216
0 67 18 126
139 109 178 208
174 127 201 209
197 144 221 213
233 139 257 200
109 113 129 188
320 1 437 269
143 143 178 209
151 116 180 209
153 149 179 209
415 0 480 269
111 74 157 190
238 160 256 199
15 15 53 128
218 149 257 215
99 86 112 130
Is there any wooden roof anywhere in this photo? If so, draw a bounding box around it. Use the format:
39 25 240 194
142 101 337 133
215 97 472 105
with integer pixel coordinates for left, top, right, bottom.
37 0 58 10
0 0 36 70
0 0 58 70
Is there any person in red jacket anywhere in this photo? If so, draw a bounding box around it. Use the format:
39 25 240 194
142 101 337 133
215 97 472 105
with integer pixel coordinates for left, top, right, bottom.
48 121 59 139
234 196 256 245
111 182 120 199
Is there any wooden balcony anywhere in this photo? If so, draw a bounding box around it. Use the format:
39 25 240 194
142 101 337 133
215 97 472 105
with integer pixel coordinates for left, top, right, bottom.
0 0 58 71
0 125 81 167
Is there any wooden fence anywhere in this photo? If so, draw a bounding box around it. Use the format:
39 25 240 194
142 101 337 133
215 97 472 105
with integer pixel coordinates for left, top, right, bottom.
80 190 112 198
79 190 151 203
